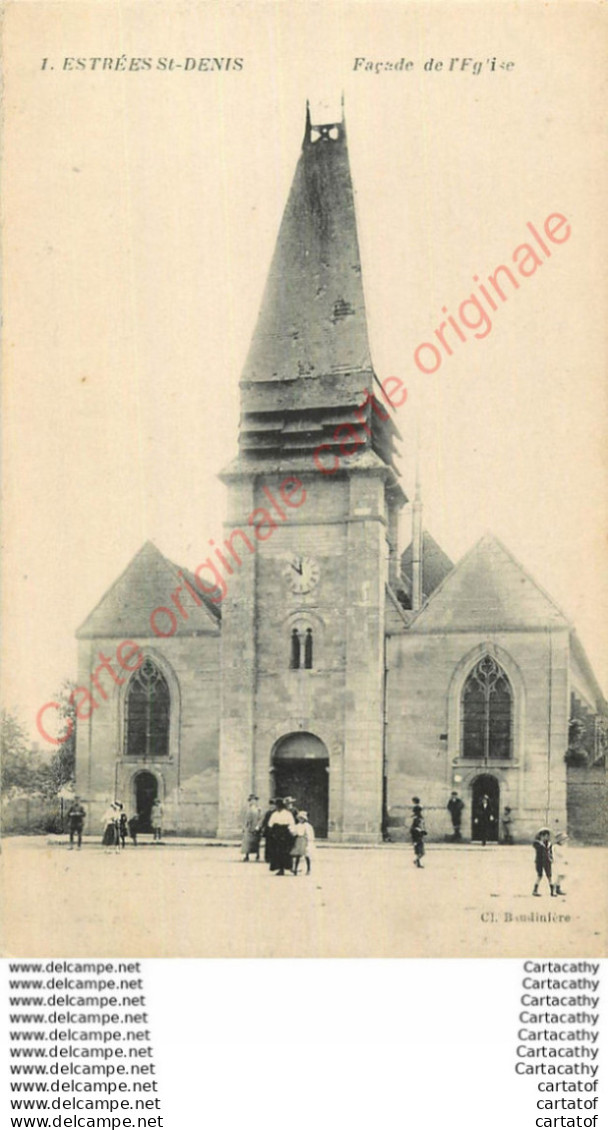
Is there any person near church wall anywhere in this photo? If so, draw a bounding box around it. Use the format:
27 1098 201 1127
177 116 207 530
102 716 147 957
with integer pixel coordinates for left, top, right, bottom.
473 793 496 845
259 799 276 862
410 804 427 868
553 831 569 896
66 797 86 849
151 800 163 843
267 798 296 875
128 813 139 846
284 795 299 822
101 803 120 853
241 794 262 861
118 807 128 849
532 828 555 896
502 806 514 844
447 791 464 841
291 810 315 875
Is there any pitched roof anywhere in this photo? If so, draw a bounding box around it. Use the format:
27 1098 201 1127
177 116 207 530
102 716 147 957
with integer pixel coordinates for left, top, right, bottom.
401 530 454 599
408 532 570 633
76 541 220 639
241 110 372 392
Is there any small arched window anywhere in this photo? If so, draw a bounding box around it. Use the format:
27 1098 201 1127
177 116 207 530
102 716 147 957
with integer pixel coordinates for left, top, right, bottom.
462 655 512 760
290 629 301 669
288 626 314 670
125 658 170 758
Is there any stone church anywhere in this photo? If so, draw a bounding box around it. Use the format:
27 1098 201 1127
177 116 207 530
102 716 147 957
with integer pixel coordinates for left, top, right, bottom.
75 108 606 843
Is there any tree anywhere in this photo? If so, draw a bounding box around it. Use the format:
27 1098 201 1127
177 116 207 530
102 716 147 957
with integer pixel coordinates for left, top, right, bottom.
1 710 37 794
45 681 77 797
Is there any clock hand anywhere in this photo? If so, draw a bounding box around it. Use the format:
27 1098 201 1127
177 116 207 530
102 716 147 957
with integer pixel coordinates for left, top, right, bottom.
292 557 303 575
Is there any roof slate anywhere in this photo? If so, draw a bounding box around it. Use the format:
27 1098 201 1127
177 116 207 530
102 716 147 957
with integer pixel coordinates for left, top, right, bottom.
408 533 569 633
76 541 220 639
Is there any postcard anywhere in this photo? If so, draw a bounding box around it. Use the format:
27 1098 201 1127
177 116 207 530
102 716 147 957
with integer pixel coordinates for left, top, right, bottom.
2 1 606 958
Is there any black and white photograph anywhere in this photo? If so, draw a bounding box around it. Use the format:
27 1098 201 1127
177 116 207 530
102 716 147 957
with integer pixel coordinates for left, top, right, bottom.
2 1 606 959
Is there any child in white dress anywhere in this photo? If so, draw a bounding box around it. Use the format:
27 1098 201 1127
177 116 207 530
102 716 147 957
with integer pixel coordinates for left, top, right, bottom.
291 811 315 875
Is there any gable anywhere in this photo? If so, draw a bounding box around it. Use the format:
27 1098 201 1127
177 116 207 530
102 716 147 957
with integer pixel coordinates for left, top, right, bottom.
401 530 454 599
76 541 220 639
409 533 569 633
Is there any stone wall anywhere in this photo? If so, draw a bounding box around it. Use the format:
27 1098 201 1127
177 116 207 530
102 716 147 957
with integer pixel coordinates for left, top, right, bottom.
567 762 607 843
219 465 389 840
385 627 570 842
75 633 220 835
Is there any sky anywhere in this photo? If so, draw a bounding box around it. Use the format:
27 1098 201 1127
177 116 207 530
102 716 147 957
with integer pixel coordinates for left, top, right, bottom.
3 2 607 743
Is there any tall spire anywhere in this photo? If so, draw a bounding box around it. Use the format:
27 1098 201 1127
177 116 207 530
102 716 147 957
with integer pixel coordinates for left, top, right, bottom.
237 103 399 471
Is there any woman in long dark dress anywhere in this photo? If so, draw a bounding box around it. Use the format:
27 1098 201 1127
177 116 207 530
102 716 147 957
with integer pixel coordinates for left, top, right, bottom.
266 799 296 875
101 804 120 853
410 805 427 868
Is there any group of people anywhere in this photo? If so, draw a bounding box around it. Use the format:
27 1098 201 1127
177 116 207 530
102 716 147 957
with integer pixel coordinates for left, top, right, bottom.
65 797 164 850
69 790 570 896
100 799 163 851
413 792 569 896
241 794 315 875
446 790 513 844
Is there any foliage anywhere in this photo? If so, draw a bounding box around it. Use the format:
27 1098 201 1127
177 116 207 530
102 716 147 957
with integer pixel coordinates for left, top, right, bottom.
1 684 77 800
1 710 37 794
565 695 608 767
44 681 77 797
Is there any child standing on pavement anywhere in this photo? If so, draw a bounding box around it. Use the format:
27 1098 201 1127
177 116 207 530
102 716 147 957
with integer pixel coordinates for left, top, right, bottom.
291 811 315 875
410 805 427 868
553 831 569 896
532 828 555 896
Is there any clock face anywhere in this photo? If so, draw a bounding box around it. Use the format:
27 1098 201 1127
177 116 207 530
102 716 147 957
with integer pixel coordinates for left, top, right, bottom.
282 554 320 595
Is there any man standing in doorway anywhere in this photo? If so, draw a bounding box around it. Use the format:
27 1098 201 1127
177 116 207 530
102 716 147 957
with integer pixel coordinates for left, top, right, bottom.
473 793 495 846
447 791 465 841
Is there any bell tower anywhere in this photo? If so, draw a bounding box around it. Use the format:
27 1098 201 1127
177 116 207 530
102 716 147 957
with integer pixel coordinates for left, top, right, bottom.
217 105 405 841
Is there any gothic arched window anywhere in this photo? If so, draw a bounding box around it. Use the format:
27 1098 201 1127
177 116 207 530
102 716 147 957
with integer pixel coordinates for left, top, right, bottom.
462 655 512 760
125 658 170 758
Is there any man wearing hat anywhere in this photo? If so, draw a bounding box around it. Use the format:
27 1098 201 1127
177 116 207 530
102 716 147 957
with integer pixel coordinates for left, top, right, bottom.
266 798 296 875
447 791 465 841
284 795 299 823
259 798 276 863
66 796 86 850
241 794 262 862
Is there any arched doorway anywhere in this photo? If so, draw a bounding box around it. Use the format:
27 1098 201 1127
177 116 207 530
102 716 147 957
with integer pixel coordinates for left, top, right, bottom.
133 771 158 833
272 732 329 838
471 774 499 843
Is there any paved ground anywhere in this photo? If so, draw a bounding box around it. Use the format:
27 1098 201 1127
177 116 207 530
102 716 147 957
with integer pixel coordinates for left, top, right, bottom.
1 836 605 958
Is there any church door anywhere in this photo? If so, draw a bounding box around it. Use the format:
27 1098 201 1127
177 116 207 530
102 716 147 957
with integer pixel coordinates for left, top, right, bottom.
471 774 499 843
272 733 329 838
134 771 158 833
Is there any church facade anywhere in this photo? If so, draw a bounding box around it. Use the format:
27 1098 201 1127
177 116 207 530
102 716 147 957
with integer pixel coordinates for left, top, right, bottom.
75 109 606 843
